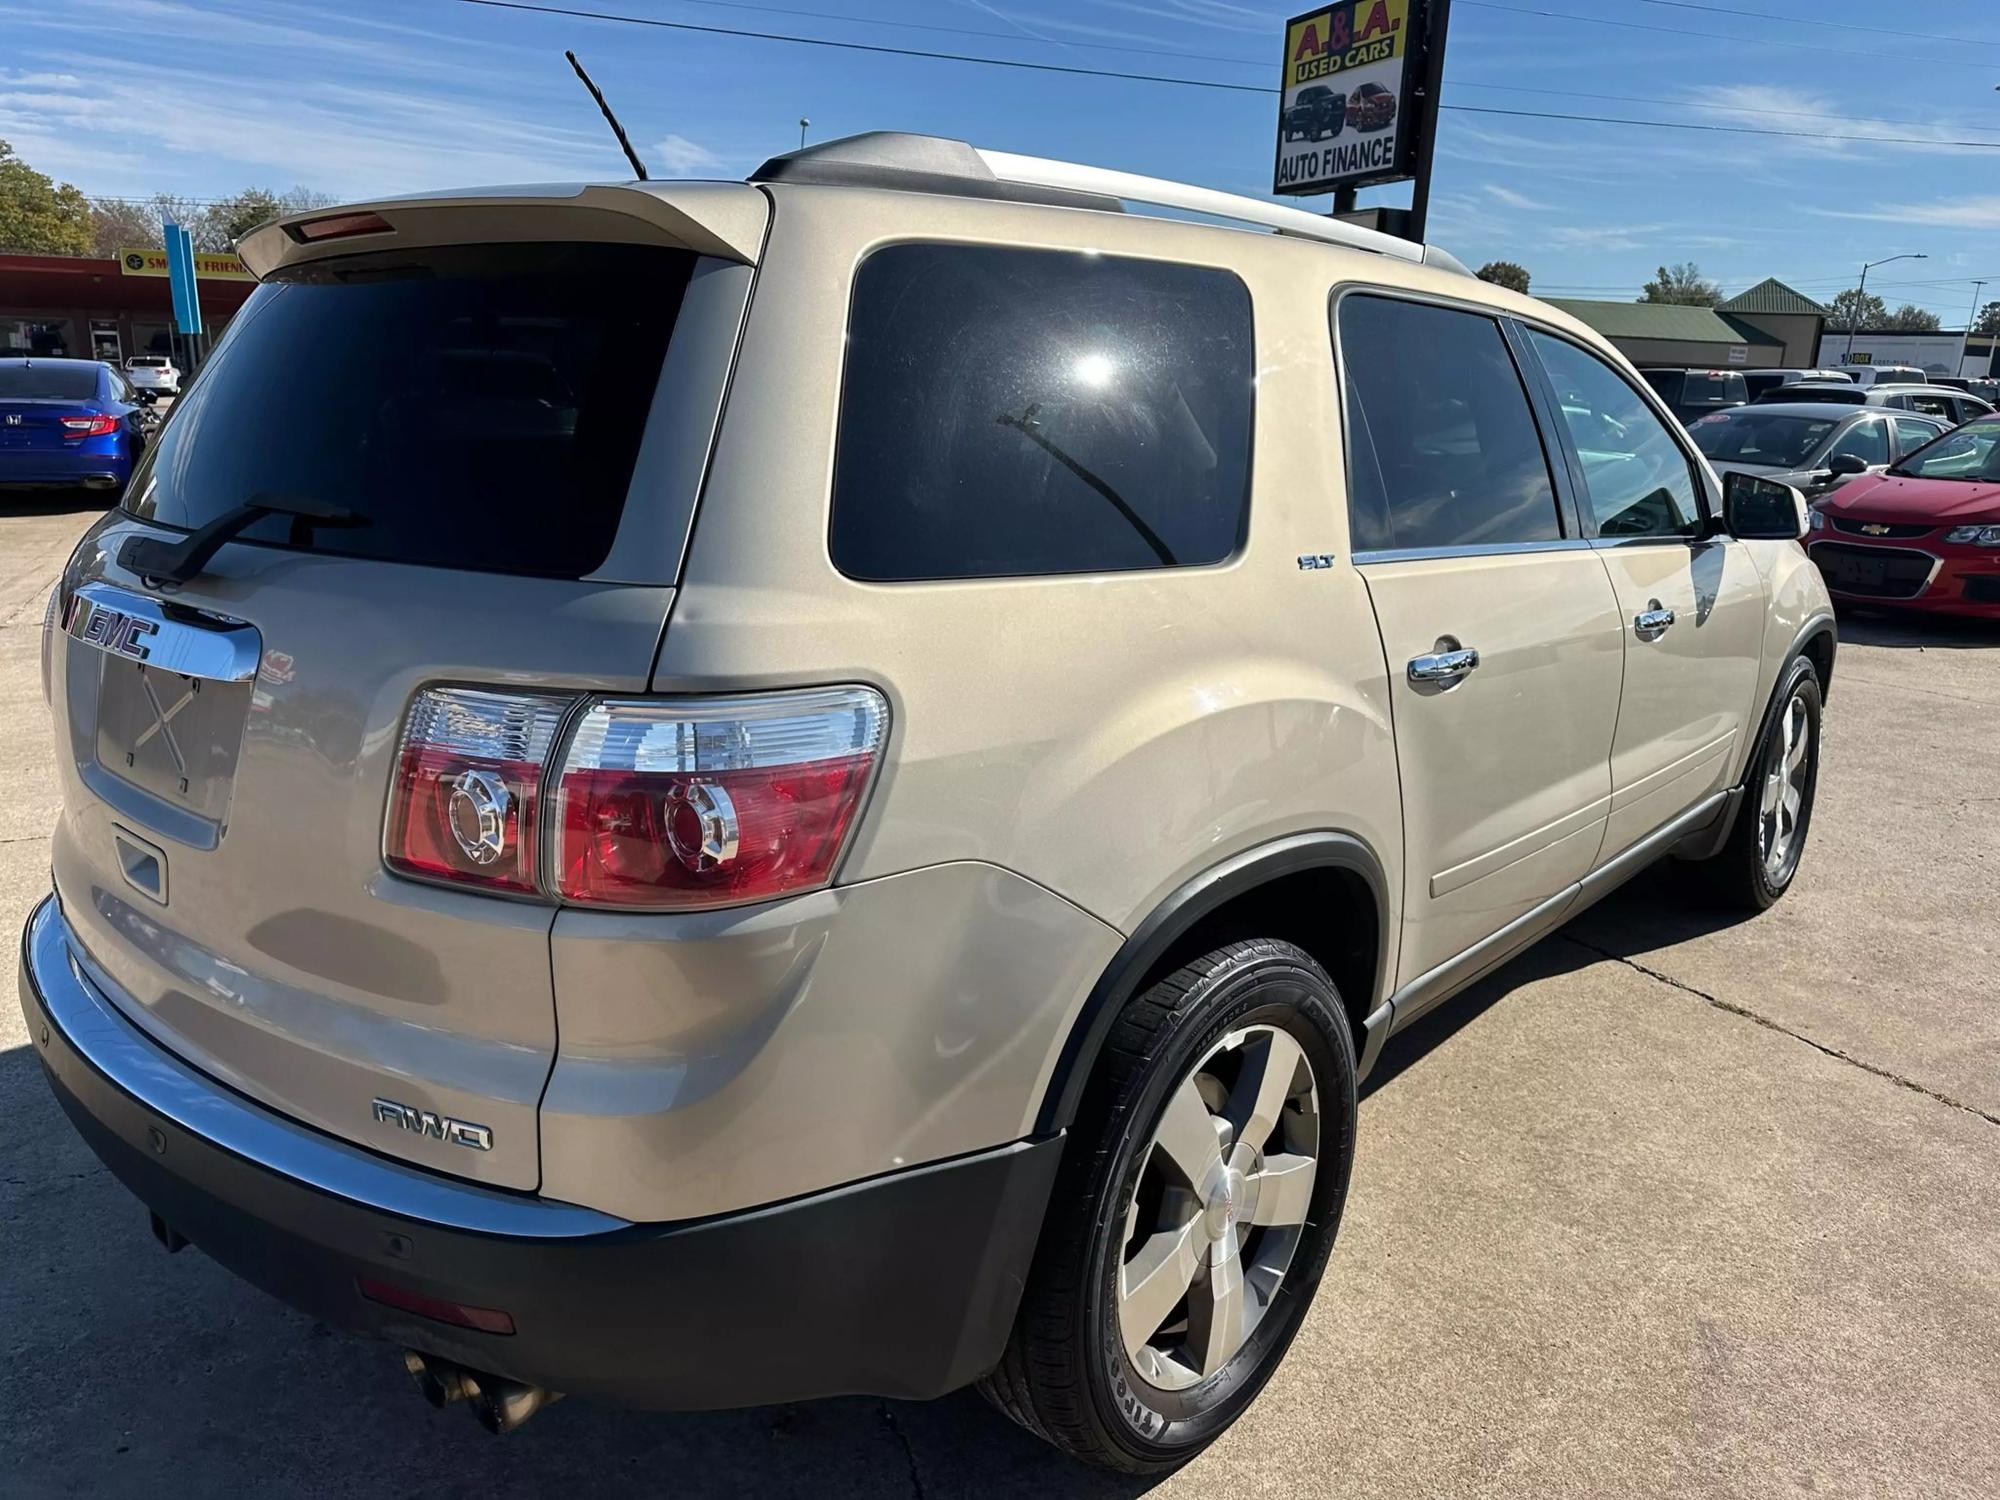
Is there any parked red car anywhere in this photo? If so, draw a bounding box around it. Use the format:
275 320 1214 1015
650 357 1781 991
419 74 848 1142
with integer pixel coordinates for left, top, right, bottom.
1346 82 1398 133
1807 415 2000 617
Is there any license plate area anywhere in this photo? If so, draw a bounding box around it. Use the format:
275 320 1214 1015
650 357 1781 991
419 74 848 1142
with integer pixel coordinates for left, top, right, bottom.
63 581 259 849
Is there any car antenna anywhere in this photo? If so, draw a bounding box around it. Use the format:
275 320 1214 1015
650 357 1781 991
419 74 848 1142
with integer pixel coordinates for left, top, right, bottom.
565 50 649 181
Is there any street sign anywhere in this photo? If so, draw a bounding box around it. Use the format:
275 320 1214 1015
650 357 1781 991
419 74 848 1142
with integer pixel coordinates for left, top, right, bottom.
164 223 203 337
1274 0 1427 197
118 247 251 281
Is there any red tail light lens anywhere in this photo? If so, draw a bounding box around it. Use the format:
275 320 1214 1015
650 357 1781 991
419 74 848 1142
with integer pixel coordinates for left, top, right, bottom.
385 688 569 895
289 209 393 243
60 415 119 437
554 687 888 910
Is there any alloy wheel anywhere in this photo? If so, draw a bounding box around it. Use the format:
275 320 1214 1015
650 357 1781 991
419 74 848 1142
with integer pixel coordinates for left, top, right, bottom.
1759 689 1812 880
1116 1025 1319 1392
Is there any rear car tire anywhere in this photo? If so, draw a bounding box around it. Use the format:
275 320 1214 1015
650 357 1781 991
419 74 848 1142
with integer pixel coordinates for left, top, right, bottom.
982 940 1357 1473
1696 655 1822 910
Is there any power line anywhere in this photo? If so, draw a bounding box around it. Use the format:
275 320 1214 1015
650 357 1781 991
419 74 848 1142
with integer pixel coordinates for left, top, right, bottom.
1447 80 2000 140
453 0 2000 148
1631 0 2000 52
1458 0 2000 72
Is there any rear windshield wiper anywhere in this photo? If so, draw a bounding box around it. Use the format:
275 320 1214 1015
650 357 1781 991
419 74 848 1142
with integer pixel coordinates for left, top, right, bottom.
121 493 367 586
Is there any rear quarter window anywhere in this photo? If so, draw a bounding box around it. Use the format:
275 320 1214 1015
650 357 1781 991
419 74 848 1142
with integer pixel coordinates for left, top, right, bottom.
123 242 694 579
829 244 1254 582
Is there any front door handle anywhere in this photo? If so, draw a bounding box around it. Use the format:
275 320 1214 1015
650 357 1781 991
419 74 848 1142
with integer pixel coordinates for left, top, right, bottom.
1408 646 1480 685
1634 603 1676 639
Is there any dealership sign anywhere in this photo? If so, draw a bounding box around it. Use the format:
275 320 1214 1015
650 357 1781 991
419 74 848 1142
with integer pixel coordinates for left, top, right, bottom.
1274 0 1425 196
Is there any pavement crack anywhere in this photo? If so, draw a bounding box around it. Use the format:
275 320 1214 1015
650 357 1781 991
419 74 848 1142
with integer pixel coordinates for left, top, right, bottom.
879 1401 927 1500
1563 935 2000 1130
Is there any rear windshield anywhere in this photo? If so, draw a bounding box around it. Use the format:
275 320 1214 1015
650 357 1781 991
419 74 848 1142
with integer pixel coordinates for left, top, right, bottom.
128 357 167 368
1688 409 1836 468
124 242 693 578
830 244 1254 581
1680 372 1746 404
0 364 97 400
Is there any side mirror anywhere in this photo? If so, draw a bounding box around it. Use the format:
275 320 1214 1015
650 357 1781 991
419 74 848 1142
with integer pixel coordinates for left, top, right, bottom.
1826 452 1868 477
1724 471 1809 541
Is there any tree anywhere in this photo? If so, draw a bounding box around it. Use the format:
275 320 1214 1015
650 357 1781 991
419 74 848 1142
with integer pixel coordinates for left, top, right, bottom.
0 139 91 256
1884 303 1941 332
1639 262 1721 307
1829 287 1888 332
88 197 162 257
1973 300 1999 335
1475 260 1531 294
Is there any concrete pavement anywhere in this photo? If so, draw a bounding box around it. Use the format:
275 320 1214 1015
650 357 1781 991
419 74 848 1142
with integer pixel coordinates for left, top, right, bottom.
2 497 1996 1497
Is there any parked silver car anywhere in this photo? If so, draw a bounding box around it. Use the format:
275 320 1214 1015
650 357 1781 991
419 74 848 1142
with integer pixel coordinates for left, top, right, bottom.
21 134 1835 1473
122 355 181 397
1690 402 1949 497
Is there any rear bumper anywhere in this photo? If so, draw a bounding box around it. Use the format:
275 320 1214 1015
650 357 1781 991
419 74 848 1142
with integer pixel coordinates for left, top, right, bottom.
0 446 129 489
19 893 1060 1408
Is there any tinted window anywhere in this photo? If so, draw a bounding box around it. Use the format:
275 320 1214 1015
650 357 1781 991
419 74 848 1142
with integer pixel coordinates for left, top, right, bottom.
1339 296 1561 552
1893 416 1943 454
1680 371 1747 405
1529 332 1702 538
1687 409 1836 469
1901 392 1955 419
830 245 1252 581
0 363 98 400
1824 417 1888 467
124 242 692 578
1890 419 2000 482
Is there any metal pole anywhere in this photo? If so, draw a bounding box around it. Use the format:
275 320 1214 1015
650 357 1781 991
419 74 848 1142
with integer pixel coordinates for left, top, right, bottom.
799 117 809 150
1405 0 1451 246
1845 262 1868 365
1960 280 1986 377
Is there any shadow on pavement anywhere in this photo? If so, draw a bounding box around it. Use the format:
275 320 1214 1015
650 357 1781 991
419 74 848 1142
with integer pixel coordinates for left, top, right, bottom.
0 1039 1153 1500
1834 608 2000 651
0 489 117 520
1361 863 1753 1100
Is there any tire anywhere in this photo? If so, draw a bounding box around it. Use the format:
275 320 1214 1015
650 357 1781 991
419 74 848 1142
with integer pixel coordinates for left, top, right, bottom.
981 940 1358 1473
1695 655 1822 910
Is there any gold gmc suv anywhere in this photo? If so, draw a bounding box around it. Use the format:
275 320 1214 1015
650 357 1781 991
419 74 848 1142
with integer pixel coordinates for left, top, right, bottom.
21 133 1833 1472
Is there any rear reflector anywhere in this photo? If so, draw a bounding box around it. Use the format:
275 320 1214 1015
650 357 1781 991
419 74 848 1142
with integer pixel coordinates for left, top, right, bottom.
554 687 888 910
288 210 393 243
357 1277 516 1335
384 688 569 895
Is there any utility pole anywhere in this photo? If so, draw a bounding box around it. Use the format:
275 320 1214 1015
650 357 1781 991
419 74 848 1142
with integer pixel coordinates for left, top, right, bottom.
1846 253 1927 363
1960 279 1987 377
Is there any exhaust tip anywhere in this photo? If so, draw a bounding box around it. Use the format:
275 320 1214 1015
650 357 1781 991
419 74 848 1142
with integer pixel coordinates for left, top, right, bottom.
402 1351 560 1433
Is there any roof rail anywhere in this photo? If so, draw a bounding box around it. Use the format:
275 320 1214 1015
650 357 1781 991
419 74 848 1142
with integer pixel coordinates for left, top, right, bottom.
751 132 1469 275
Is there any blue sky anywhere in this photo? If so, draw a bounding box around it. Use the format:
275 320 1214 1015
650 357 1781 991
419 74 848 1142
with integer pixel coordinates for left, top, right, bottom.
2 0 1997 317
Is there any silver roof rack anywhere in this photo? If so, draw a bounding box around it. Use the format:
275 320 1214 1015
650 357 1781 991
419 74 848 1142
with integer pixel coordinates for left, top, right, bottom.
751 132 1469 276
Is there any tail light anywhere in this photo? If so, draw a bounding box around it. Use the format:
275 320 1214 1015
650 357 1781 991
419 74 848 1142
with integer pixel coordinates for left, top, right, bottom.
385 688 569 895
554 687 888 910
384 684 888 910
60 415 119 437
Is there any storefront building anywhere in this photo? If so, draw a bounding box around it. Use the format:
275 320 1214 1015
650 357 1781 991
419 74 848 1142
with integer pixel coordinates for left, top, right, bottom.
0 251 255 364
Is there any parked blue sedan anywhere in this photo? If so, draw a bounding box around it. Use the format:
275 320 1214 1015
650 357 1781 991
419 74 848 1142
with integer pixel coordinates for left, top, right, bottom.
0 357 153 499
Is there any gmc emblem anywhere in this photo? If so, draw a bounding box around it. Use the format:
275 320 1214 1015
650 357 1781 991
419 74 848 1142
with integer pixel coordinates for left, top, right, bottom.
72 599 159 663
371 1097 493 1151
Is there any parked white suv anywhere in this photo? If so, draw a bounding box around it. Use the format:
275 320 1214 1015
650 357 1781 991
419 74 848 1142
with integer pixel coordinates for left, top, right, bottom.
22 134 1834 1472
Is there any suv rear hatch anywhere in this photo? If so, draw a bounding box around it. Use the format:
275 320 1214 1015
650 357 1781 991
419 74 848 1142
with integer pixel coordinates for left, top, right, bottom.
45 185 765 1190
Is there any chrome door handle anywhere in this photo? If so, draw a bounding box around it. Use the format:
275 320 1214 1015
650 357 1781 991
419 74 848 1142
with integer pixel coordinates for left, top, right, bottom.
1407 646 1480 684
1634 604 1676 639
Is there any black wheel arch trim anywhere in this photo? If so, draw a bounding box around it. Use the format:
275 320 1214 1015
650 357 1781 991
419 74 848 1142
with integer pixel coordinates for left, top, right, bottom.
1033 831 1391 1135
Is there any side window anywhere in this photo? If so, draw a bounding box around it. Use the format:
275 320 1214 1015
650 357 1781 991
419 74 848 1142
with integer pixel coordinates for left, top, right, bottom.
1527 332 1702 539
1337 295 1562 553
1906 392 1955 419
1893 416 1942 455
1826 417 1890 467
830 244 1253 582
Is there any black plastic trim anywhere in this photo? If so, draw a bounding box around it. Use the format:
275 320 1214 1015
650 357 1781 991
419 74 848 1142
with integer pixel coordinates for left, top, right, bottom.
1034 831 1390 1133
21 901 1062 1409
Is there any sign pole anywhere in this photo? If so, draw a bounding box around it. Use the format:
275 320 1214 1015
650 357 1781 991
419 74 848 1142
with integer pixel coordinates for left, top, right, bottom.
1404 0 1450 246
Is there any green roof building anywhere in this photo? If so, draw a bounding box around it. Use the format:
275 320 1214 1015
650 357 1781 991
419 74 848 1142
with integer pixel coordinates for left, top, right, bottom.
1550 280 1828 370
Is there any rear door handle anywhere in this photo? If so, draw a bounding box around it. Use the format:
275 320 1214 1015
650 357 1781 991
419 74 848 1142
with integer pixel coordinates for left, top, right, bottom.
1634 604 1676 639
1407 646 1480 685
